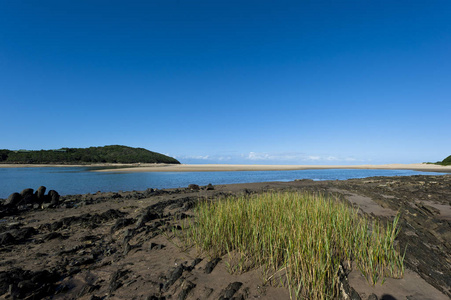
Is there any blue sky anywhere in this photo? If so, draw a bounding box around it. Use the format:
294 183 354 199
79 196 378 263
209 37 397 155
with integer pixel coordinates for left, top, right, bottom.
1 1 450 164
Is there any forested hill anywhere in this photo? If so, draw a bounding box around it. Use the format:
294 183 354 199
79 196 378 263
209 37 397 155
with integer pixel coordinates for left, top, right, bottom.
0 145 180 164
439 155 451 166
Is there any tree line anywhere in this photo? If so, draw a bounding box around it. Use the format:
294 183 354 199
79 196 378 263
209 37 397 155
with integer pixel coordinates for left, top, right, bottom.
0 145 180 164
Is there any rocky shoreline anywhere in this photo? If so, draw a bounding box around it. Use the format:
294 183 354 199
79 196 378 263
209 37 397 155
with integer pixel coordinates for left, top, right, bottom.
1 175 450 299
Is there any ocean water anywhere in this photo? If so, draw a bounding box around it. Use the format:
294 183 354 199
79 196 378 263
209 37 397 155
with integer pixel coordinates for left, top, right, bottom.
0 167 448 198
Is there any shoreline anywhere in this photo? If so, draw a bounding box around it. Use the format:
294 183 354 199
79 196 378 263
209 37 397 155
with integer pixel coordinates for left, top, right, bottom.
1 162 451 173
94 163 451 173
1 175 449 299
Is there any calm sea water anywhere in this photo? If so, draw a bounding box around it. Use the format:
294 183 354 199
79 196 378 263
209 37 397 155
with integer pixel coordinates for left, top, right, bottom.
0 167 448 198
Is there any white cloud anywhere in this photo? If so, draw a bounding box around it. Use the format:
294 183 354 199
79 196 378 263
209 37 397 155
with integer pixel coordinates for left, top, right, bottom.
175 155 210 160
344 157 357 162
247 152 271 160
174 151 365 165
307 156 321 161
217 156 232 161
246 152 308 162
242 152 365 164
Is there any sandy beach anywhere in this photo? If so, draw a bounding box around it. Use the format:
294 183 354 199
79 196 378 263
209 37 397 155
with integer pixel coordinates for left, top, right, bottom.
93 163 451 173
2 163 450 173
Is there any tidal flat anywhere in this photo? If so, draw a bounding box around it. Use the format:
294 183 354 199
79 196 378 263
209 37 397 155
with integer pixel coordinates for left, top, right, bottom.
0 175 450 299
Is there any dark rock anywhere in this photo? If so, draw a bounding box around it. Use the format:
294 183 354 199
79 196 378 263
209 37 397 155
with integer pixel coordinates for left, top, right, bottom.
123 242 132 255
20 188 34 198
19 188 37 206
168 202 184 210
187 258 202 271
48 190 60 206
178 280 196 300
0 269 17 295
149 242 166 250
368 294 378 300
122 228 135 245
338 265 361 300
135 209 160 229
70 255 95 266
109 269 129 294
182 199 196 211
5 193 22 206
43 232 63 241
78 284 101 297
350 289 362 300
16 227 37 240
219 282 243 300
163 265 184 291
146 295 166 300
68 266 81 276
205 258 221 274
44 209 125 232
206 183 214 190
188 184 200 191
0 232 16 246
18 279 38 291
176 212 189 220
1 227 38 245
242 189 252 195
111 218 134 233
111 192 122 199
0 268 60 299
80 234 99 242
49 220 63 231
100 208 125 220
36 186 46 202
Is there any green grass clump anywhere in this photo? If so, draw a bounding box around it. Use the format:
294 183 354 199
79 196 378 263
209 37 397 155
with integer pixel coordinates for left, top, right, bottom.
183 191 404 299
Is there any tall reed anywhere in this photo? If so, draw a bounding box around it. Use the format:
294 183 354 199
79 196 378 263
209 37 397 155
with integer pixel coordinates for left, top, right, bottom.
182 191 404 299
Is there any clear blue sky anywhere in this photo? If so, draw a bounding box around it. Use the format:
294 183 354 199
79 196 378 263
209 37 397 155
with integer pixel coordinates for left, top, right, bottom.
1 1 450 164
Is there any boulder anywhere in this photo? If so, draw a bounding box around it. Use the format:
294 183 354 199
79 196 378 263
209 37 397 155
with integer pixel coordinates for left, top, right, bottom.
20 188 34 197
188 184 200 191
48 190 60 206
36 186 46 202
5 193 22 206
20 188 37 205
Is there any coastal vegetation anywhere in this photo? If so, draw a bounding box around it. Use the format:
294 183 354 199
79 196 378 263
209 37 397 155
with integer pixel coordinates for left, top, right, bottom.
182 191 404 299
426 155 451 166
438 155 451 166
0 145 180 165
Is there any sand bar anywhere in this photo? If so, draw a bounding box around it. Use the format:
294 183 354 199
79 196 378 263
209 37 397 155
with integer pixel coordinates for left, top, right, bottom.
1 163 450 173
93 163 451 173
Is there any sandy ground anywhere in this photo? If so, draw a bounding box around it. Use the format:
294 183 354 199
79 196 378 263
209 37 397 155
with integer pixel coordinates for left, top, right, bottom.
1 175 450 299
2 163 450 173
93 163 451 173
